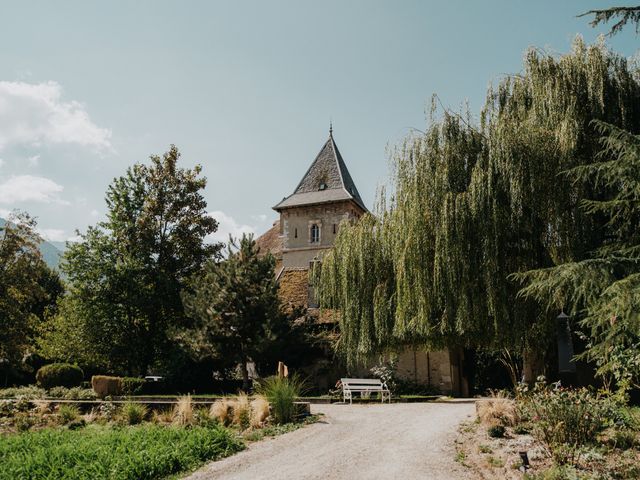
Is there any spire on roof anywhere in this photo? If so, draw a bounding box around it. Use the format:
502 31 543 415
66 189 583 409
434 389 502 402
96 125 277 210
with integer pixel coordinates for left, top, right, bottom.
273 129 367 212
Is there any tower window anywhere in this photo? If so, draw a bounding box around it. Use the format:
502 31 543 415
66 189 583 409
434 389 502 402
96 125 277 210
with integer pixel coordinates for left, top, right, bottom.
310 224 320 243
333 224 337 234
294 227 298 239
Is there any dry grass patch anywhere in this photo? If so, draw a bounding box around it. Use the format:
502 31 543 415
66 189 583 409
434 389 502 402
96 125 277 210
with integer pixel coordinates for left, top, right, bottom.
250 395 270 428
476 392 518 427
173 395 194 426
210 398 235 426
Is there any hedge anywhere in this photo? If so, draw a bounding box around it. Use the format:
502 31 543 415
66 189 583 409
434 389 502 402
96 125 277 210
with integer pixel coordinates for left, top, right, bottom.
121 377 146 396
91 376 122 398
35 364 84 389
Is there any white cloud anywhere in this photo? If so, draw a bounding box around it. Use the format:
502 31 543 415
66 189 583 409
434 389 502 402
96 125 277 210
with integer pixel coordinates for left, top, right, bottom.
0 158 4 168
207 210 256 244
37 228 67 242
90 209 100 217
0 175 68 205
27 154 40 167
0 81 112 151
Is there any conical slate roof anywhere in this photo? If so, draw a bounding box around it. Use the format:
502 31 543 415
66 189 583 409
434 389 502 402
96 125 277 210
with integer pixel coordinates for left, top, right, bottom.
273 131 366 211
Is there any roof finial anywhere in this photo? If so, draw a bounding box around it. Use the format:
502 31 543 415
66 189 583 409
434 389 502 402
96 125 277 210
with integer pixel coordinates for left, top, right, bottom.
329 119 333 137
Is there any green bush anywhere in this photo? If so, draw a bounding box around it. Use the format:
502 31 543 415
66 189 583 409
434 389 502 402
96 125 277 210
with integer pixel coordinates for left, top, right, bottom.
57 404 81 424
121 377 146 396
257 375 306 424
0 423 244 479
0 386 46 399
121 402 147 425
487 425 505 438
36 363 84 389
518 383 616 464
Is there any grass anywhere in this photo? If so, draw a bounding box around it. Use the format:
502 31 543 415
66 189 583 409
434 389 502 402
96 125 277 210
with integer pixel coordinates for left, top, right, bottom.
121 401 148 425
0 423 243 480
256 375 306 424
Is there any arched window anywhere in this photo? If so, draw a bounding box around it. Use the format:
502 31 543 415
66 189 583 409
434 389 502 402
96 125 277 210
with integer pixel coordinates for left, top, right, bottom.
310 224 320 243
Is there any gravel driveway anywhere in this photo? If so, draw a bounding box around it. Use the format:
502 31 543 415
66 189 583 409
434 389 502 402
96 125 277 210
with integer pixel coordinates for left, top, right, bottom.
187 402 475 480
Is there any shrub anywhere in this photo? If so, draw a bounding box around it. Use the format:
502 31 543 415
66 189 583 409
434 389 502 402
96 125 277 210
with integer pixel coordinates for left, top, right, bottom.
173 395 194 426
0 400 15 416
250 395 270 428
519 383 616 464
57 404 80 425
14 396 33 412
194 407 216 427
487 425 505 438
36 363 83 389
121 402 147 425
121 377 146 396
257 375 305 424
0 386 46 399
98 401 118 421
91 376 122 398
14 412 37 432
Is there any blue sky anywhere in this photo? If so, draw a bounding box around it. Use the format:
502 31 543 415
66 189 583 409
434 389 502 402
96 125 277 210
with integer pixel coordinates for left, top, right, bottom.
0 1 637 243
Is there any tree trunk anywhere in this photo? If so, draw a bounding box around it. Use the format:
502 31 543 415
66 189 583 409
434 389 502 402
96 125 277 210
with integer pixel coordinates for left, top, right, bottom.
522 349 544 384
240 360 250 392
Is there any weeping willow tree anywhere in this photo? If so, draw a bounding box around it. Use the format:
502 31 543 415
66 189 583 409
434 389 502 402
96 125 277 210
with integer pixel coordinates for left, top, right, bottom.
318 38 640 372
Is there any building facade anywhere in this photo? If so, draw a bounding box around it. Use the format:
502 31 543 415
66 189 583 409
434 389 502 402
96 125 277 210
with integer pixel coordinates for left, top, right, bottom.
256 129 467 395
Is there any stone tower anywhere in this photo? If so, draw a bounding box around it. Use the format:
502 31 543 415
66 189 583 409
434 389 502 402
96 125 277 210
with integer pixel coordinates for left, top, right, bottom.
258 128 366 312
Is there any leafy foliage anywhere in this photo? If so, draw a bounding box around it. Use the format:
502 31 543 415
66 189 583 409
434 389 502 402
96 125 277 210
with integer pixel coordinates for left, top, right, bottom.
35 363 83 389
0 212 63 383
516 122 640 389
579 6 640 36
317 39 640 370
518 380 618 464
39 146 219 375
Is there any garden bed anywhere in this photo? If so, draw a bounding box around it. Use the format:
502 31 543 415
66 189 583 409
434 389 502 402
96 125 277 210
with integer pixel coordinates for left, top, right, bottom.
455 384 640 479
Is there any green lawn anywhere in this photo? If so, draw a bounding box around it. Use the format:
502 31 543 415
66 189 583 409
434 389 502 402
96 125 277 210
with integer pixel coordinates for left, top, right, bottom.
0 423 243 480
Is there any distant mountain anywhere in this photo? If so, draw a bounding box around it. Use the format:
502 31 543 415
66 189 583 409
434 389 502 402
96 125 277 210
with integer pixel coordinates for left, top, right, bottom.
0 217 64 270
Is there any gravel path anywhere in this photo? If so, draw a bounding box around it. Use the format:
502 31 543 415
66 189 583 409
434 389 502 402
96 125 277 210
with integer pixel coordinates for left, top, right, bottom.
187 402 476 480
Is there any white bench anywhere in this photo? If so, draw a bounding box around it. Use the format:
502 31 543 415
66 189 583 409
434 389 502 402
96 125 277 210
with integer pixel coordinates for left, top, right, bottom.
340 378 391 404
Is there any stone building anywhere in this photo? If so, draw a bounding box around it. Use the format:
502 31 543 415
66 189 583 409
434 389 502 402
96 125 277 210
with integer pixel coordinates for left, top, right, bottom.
256 128 468 396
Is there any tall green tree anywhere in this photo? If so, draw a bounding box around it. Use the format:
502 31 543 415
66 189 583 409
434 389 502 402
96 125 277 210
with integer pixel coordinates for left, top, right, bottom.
39 146 219 375
0 212 63 384
516 122 640 390
182 235 288 390
318 39 640 377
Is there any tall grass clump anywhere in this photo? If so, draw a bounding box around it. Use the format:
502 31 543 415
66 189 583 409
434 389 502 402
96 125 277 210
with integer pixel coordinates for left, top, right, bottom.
233 394 251 430
257 375 305 424
210 399 234 426
476 390 518 427
250 395 270 428
57 404 80 425
173 395 194 426
122 402 147 425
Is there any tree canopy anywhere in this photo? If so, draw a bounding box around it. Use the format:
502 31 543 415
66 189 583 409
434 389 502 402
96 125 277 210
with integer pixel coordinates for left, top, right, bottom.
0 212 63 384
317 38 640 370
39 146 219 375
182 235 290 389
